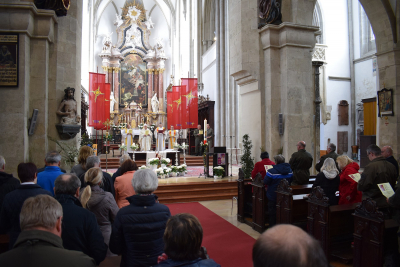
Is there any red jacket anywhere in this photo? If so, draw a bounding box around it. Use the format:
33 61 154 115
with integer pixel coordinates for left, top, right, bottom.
251 158 275 178
338 162 362 204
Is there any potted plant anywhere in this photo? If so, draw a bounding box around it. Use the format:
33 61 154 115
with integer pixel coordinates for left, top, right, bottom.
149 158 160 170
161 158 171 168
170 165 179 177
139 165 147 170
130 143 139 151
213 166 225 179
163 167 171 178
173 143 180 151
103 134 113 145
177 164 187 176
240 134 255 179
155 168 163 178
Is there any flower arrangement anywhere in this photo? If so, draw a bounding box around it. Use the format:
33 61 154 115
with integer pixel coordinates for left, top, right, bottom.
48 136 79 167
139 165 147 170
171 166 179 173
173 143 181 150
180 142 189 149
163 167 171 175
118 123 127 129
149 158 160 166
155 168 163 175
119 144 127 151
130 143 139 151
103 134 113 142
138 123 144 130
161 158 171 165
213 166 225 177
201 141 208 147
178 164 187 173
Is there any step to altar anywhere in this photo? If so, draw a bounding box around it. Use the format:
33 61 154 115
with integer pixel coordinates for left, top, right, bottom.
100 156 213 168
154 179 237 204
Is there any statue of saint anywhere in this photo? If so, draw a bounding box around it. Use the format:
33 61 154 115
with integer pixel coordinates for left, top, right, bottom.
151 92 159 113
259 0 282 26
57 87 80 125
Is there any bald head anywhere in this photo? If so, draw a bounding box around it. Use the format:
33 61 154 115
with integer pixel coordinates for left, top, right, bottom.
297 141 306 151
54 174 81 196
382 146 393 158
253 224 328 267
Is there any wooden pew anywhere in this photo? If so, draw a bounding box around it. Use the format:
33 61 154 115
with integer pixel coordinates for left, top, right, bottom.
276 179 308 227
307 186 358 262
237 168 253 227
252 174 267 232
353 198 399 267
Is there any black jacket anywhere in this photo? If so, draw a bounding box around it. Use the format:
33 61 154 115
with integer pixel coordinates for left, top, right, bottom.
55 194 107 265
289 149 313 185
0 171 20 210
110 194 171 267
111 167 122 183
315 151 339 172
313 172 340 206
80 170 115 197
0 230 96 267
0 184 52 248
386 156 399 180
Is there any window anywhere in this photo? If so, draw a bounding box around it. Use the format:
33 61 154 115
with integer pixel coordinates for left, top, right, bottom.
312 1 324 44
359 4 376 56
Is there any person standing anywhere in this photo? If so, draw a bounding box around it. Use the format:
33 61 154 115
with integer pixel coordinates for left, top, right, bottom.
336 155 362 204
71 146 93 178
0 155 20 210
155 123 166 151
193 125 204 156
206 124 214 149
382 146 399 179
312 158 340 206
315 143 339 172
358 144 397 208
251 151 275 179
0 163 52 248
168 126 179 149
114 159 138 208
37 151 64 196
139 124 153 151
289 141 313 185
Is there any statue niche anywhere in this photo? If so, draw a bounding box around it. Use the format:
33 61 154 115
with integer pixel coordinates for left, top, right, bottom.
34 0 70 16
56 87 81 140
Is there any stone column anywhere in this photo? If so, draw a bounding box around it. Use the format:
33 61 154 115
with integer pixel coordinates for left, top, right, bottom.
154 69 159 105
259 23 319 160
147 65 155 110
112 67 120 111
158 68 165 111
313 61 324 163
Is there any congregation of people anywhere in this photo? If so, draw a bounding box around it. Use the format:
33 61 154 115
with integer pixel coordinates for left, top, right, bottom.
0 139 399 266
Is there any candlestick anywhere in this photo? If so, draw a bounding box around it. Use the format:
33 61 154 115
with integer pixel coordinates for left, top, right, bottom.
204 119 207 141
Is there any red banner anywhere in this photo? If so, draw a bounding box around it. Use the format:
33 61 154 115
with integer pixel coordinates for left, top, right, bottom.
172 86 183 128
89 72 110 130
181 78 198 129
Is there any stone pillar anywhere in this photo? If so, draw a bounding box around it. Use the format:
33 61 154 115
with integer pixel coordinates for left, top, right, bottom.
158 68 165 111
259 23 319 161
154 69 159 104
313 61 324 163
147 65 155 110
113 68 120 111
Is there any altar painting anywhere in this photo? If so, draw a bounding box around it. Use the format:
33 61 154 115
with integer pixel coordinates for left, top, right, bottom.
119 53 147 107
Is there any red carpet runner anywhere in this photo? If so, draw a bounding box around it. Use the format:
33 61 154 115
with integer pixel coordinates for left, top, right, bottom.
166 202 254 266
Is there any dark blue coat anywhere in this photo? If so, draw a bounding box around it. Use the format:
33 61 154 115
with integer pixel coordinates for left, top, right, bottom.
0 171 20 211
155 258 221 267
263 163 293 201
0 184 52 247
55 194 107 265
109 194 171 267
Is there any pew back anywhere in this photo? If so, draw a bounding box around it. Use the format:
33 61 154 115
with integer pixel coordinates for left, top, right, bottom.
237 168 253 223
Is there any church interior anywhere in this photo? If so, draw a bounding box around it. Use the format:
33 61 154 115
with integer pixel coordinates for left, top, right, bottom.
1 0 400 266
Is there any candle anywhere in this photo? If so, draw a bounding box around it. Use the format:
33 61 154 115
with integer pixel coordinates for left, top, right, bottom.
204 119 207 141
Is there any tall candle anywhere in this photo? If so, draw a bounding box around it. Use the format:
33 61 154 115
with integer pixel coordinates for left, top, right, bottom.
204 119 207 141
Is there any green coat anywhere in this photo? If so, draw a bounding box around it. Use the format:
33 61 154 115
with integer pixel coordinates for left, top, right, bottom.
206 127 214 147
289 149 313 185
0 230 96 267
315 151 339 172
194 129 204 141
358 157 397 208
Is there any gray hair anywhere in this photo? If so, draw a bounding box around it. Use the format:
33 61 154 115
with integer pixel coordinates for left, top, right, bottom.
120 154 131 165
54 174 81 195
0 155 5 169
321 158 339 173
132 169 158 194
20 195 63 231
366 144 381 156
86 155 100 169
328 143 336 152
45 151 62 164
273 154 285 164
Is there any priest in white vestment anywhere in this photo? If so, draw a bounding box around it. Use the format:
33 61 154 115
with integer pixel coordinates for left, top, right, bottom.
122 129 134 152
168 126 179 149
155 123 166 151
139 124 152 151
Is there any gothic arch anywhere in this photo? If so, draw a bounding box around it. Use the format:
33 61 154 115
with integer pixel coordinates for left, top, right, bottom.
203 0 215 51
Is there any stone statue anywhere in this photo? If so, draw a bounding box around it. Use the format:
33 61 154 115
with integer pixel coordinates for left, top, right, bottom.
114 14 123 27
144 16 154 29
259 0 282 26
57 87 80 125
151 92 159 113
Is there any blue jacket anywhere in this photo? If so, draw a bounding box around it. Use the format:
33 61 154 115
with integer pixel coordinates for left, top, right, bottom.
37 166 64 196
55 194 107 265
0 184 52 248
263 163 293 201
109 194 171 267
155 258 221 267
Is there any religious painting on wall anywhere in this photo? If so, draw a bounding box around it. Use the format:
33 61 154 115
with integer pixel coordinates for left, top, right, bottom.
377 88 394 117
119 53 148 108
0 33 18 87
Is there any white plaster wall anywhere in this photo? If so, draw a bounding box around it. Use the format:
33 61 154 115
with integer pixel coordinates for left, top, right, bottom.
238 82 262 162
319 0 352 155
81 0 90 90
352 0 361 59
201 43 216 101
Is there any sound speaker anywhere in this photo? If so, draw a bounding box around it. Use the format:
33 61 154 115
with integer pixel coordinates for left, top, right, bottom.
279 113 283 136
28 109 39 136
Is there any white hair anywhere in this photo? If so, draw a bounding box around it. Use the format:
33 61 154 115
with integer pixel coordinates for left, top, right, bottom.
321 158 339 173
0 155 5 169
132 169 158 194
86 155 101 169
45 151 62 164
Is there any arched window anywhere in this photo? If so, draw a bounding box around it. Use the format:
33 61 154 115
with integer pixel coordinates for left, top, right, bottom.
312 1 324 44
359 3 376 56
